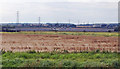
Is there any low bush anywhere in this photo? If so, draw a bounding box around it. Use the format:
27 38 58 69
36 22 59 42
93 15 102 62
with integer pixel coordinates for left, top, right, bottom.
1 49 6 54
27 50 36 53
112 60 120 68
60 60 76 67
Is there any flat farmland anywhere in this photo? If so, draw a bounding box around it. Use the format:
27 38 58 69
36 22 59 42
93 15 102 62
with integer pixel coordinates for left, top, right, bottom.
1 32 119 52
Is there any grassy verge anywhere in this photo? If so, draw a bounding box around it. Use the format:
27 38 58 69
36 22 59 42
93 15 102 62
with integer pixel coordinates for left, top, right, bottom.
1 50 120 68
0 31 119 37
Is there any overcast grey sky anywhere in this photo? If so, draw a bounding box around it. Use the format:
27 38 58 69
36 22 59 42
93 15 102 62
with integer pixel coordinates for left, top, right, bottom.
0 0 119 23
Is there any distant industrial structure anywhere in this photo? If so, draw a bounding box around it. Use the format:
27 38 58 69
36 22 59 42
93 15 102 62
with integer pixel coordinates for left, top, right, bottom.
1 23 119 32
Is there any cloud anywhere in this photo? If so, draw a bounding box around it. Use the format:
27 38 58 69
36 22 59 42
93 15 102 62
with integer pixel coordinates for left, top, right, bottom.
0 1 118 23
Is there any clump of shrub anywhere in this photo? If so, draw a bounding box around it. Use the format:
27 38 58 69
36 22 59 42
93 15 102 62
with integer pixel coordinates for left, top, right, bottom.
112 60 120 68
40 53 50 59
50 50 61 55
24 60 56 67
95 50 100 53
60 60 76 67
27 50 36 53
18 53 32 59
61 50 69 54
1 49 6 54
2 58 24 67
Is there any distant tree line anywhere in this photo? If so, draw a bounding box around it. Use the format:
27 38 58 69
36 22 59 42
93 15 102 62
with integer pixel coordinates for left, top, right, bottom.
114 23 120 32
1 25 20 32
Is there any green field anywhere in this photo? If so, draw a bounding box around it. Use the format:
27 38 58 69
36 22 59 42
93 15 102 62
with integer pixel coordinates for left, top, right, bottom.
1 50 120 68
1 31 119 37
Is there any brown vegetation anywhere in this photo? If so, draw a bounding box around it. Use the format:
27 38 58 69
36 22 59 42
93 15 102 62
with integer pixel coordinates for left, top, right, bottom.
1 33 119 52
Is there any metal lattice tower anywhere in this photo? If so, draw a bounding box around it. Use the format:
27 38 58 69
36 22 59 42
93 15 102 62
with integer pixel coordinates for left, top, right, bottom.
39 17 40 24
78 20 80 25
17 11 19 23
69 19 71 24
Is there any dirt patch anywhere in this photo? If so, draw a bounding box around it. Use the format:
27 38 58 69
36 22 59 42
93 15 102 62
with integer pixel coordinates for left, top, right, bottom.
0 33 119 52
